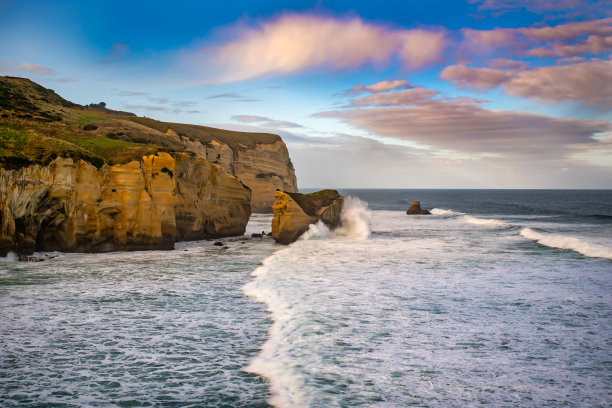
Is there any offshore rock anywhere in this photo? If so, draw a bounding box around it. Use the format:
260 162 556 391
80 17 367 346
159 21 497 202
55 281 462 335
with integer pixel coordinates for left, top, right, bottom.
271 189 343 245
406 201 431 215
0 152 251 256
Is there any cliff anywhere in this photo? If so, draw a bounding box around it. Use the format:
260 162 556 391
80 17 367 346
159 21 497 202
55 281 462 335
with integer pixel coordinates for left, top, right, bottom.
0 152 251 255
0 76 297 212
271 190 343 245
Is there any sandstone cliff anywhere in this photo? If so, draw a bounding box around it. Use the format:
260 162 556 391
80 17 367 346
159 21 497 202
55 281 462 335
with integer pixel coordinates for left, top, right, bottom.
0 76 298 213
0 152 251 255
271 190 343 245
131 119 298 212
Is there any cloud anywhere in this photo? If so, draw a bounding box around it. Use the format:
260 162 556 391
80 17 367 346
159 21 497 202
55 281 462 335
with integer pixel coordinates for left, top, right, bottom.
194 14 446 82
149 97 171 104
317 82 611 159
440 65 514 90
124 104 168 112
488 58 527 69
99 43 130 64
172 100 197 107
231 114 303 128
342 80 414 96
113 89 150 96
441 57 612 108
528 34 612 57
206 92 259 102
0 60 55 76
469 0 611 18
347 88 441 107
461 18 612 58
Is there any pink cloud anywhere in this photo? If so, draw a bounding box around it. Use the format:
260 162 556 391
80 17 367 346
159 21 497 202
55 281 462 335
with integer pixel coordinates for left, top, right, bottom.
519 18 612 41
461 18 612 57
440 65 514 90
348 88 440 107
202 14 446 82
441 57 612 108
317 84 611 158
343 80 414 95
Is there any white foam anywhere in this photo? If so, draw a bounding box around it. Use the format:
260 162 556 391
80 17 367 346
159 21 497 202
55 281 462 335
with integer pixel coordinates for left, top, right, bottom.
463 215 509 228
520 228 612 260
242 197 372 407
0 251 18 262
334 197 372 240
430 208 461 216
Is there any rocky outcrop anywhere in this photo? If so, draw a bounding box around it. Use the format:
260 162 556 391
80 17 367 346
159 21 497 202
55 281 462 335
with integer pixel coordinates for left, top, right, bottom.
0 152 251 255
271 189 343 245
159 127 297 213
406 201 431 215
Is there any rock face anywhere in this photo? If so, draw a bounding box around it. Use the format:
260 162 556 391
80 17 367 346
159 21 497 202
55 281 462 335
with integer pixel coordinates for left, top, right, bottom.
406 201 431 215
149 125 297 213
271 189 343 245
0 152 251 255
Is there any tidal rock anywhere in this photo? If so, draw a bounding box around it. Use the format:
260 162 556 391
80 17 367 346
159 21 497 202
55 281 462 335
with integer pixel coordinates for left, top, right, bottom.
271 189 343 245
251 233 263 238
213 241 224 246
406 201 431 215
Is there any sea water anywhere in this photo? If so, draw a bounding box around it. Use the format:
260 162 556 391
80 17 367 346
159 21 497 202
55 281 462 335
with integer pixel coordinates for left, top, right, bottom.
1 190 611 407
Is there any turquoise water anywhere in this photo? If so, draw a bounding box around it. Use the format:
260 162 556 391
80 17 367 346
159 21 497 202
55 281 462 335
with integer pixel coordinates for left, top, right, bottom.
1 191 611 407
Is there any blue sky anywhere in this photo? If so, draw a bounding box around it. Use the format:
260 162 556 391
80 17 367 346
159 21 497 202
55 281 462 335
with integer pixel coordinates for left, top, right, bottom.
1 0 611 188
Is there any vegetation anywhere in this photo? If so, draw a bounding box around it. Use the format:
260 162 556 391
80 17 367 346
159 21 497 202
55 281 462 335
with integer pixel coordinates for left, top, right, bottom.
0 76 282 170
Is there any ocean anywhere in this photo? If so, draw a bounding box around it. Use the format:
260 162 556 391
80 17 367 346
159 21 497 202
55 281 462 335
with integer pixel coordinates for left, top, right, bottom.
1 189 611 407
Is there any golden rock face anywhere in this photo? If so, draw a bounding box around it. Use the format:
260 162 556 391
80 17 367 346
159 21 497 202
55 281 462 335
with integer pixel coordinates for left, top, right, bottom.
271 190 343 245
0 152 251 255
163 129 298 213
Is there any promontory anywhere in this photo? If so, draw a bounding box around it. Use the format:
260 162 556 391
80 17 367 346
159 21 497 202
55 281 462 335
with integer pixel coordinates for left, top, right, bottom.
0 76 297 255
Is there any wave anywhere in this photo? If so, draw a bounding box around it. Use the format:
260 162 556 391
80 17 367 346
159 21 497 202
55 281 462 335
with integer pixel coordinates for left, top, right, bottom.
430 208 461 216
463 215 509 228
520 228 612 260
431 208 509 228
0 251 18 262
242 197 372 407
300 197 371 241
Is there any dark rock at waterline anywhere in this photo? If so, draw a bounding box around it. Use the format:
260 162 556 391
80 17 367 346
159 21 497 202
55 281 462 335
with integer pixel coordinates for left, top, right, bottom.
213 241 224 246
251 233 263 238
406 201 431 215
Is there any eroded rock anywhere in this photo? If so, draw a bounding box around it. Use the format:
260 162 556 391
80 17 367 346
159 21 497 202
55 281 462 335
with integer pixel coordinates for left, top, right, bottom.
406 201 431 215
271 189 343 245
0 152 251 255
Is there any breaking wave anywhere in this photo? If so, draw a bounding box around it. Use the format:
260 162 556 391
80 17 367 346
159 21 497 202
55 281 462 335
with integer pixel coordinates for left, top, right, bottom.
520 228 612 260
431 208 509 228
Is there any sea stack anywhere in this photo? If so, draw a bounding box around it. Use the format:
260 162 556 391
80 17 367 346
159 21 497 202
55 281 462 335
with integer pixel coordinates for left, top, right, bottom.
406 201 431 215
271 189 343 245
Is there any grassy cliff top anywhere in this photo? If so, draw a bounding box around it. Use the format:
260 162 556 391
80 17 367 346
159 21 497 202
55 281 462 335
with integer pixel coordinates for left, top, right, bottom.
0 76 282 169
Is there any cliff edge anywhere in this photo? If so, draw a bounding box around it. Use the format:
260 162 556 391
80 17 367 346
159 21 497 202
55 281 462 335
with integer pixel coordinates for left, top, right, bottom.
271 189 343 245
0 152 251 255
0 76 297 213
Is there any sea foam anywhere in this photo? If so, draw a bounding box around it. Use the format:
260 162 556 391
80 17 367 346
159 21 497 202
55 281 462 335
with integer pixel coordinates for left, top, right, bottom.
520 228 612 260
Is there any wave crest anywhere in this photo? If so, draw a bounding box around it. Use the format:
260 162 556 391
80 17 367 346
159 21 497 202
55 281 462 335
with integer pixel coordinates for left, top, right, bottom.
520 228 612 260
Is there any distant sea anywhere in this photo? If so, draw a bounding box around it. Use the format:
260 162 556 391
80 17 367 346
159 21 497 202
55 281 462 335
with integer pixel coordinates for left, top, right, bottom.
1 190 611 407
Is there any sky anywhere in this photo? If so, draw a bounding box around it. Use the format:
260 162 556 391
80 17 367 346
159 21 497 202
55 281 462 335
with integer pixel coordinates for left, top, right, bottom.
1 0 611 189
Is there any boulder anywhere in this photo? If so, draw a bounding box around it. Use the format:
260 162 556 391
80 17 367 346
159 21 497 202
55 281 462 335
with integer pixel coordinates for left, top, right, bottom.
406 201 431 215
271 189 343 245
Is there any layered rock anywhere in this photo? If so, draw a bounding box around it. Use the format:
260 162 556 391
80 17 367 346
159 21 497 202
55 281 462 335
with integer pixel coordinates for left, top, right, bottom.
0 152 251 255
406 201 431 215
271 189 343 245
146 124 298 213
